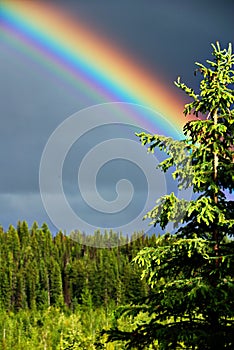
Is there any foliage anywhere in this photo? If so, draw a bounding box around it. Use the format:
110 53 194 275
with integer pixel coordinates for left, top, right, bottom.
104 42 234 349
0 306 127 349
0 223 150 312
0 224 159 349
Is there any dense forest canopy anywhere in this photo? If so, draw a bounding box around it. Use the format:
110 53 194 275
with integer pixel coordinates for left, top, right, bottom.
0 221 158 349
0 221 155 311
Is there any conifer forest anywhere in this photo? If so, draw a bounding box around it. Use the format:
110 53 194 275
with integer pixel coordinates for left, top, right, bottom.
0 221 152 349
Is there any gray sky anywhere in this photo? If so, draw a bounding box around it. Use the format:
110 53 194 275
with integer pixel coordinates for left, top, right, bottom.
0 0 233 235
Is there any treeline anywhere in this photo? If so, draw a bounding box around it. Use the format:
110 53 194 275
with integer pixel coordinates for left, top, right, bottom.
0 221 157 312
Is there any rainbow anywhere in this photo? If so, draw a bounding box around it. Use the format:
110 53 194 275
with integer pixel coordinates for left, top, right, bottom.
0 0 189 137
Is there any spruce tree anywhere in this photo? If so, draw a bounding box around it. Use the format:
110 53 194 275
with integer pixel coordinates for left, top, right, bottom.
104 42 234 349
49 258 64 307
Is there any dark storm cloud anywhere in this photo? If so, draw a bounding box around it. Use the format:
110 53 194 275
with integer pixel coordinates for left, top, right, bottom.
0 44 83 194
